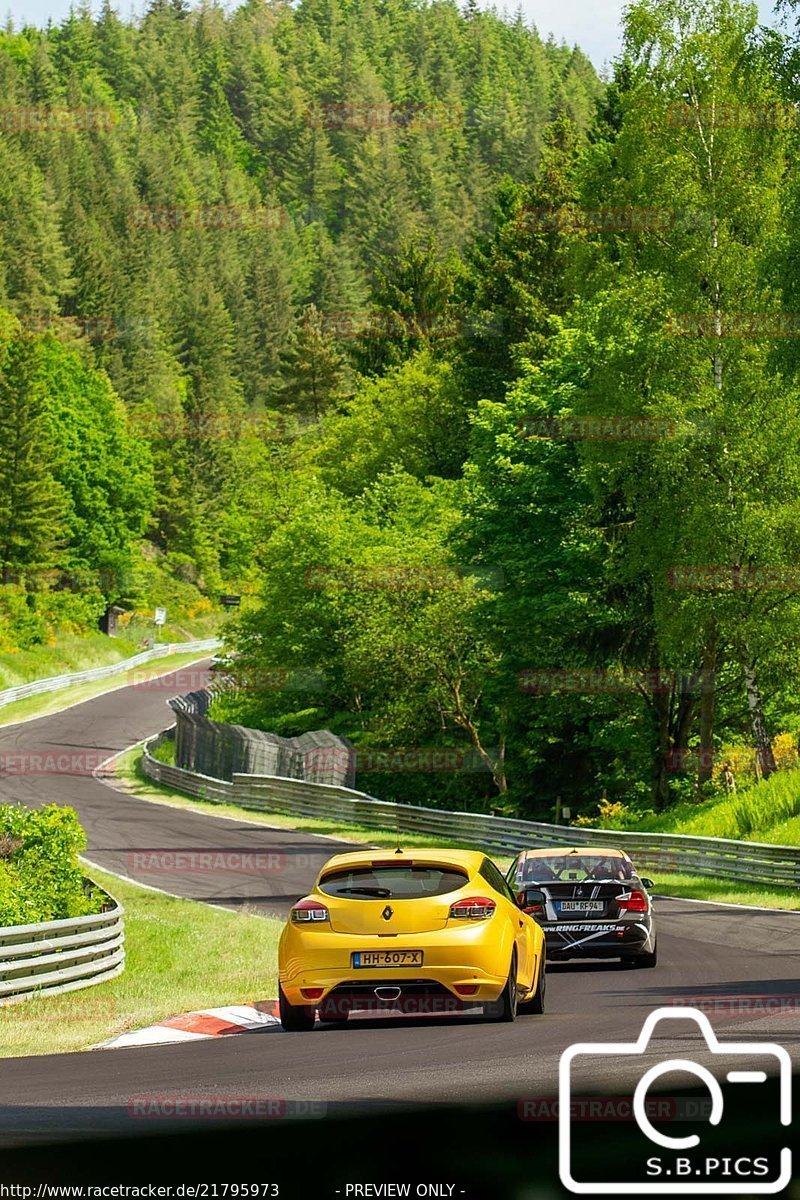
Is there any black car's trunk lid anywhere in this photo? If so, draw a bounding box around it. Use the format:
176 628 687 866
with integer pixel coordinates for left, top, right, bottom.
524 881 632 922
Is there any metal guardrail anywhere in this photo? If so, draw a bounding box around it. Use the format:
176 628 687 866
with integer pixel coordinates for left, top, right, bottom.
142 729 800 888
0 638 220 710
0 888 124 1005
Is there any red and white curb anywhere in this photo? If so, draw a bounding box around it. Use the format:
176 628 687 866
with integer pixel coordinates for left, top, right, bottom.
95 996 488 1049
96 1002 280 1049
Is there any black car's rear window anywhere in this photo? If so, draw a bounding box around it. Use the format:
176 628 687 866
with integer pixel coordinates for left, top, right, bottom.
523 854 633 882
319 865 468 900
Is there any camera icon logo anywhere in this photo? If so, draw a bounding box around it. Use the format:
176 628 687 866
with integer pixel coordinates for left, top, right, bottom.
559 1007 792 1194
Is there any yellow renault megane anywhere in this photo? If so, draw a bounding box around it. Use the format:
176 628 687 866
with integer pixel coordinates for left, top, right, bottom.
278 847 547 1031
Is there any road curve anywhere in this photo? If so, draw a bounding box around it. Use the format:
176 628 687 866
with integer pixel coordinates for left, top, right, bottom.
0 662 357 915
0 667 798 1147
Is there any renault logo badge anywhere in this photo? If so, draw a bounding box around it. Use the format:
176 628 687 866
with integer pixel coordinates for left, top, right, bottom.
382 905 393 921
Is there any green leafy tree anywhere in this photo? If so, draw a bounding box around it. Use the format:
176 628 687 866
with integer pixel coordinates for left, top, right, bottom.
311 350 469 493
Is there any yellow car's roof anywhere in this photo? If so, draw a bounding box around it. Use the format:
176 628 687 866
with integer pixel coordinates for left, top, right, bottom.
523 846 630 859
317 848 485 875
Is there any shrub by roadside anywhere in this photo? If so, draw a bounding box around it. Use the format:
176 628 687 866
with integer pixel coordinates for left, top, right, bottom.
0 805 104 927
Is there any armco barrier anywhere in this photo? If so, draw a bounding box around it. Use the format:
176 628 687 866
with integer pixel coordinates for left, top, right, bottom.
0 888 124 1005
0 638 220 710
142 729 800 888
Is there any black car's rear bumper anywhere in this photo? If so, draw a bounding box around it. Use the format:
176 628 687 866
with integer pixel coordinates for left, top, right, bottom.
541 920 652 959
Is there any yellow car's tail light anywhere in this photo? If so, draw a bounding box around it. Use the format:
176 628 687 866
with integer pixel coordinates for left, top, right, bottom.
449 896 496 919
291 899 330 923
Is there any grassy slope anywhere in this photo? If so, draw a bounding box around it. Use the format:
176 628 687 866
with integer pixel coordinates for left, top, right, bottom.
0 611 223 695
114 750 800 911
0 865 281 1058
0 648 219 728
0 633 140 690
596 769 800 846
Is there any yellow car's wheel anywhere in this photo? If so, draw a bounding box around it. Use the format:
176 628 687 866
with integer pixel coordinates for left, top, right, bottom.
279 984 315 1032
519 955 546 1015
318 998 349 1025
485 949 518 1022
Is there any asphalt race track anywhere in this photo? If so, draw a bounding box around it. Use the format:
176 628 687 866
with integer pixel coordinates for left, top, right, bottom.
0 662 354 914
0 665 799 1148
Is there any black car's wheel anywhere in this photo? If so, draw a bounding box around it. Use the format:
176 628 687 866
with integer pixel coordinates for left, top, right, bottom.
623 941 658 969
279 984 316 1031
519 954 546 1014
487 950 518 1022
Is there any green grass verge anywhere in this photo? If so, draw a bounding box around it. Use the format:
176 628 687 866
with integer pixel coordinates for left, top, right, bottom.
0 864 281 1059
114 750 800 910
648 873 800 910
595 768 800 846
0 632 139 691
0 649 218 728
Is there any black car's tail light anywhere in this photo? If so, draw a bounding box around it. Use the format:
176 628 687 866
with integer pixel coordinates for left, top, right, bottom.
617 890 648 913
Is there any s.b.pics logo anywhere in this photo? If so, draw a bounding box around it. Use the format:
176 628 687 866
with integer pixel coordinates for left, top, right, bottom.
559 1007 792 1194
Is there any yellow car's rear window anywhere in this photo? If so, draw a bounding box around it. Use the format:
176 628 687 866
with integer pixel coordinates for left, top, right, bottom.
319 865 468 899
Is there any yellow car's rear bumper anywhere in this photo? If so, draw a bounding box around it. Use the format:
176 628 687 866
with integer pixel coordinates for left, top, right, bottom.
279 922 513 1005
